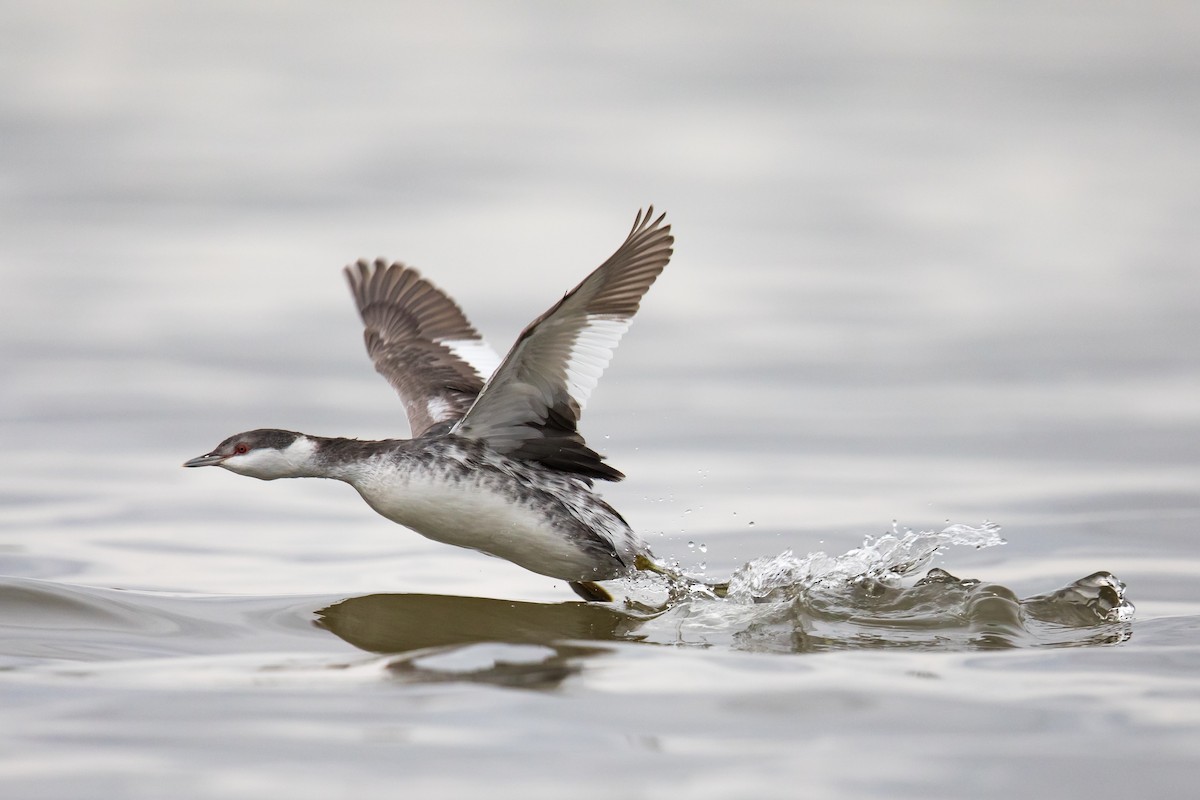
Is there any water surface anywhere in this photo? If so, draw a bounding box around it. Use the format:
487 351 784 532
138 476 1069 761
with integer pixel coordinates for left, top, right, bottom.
3 3 1199 798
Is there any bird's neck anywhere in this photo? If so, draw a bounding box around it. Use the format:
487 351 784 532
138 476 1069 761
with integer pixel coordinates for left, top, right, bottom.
296 434 404 482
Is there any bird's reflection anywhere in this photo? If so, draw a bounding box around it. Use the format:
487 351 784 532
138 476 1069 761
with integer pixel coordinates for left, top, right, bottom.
315 593 651 690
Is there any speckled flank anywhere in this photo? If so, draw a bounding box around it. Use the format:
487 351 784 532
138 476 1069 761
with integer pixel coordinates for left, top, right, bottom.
311 435 647 581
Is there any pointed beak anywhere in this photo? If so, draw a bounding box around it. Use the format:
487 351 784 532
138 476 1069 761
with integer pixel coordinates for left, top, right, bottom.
183 452 225 468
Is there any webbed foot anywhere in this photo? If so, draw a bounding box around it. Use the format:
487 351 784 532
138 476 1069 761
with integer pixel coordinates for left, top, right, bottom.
635 554 728 597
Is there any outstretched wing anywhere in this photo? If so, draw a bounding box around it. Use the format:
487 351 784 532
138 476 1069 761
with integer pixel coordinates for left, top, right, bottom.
451 207 673 482
345 259 501 437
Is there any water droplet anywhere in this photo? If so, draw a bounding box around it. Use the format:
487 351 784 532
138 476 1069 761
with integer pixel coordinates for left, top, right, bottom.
748 521 755 527
683 508 692 515
687 541 695 549
698 544 707 554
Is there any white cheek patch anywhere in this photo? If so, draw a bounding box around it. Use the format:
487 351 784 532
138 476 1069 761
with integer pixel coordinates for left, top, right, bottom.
281 436 318 463
221 436 318 480
221 449 288 480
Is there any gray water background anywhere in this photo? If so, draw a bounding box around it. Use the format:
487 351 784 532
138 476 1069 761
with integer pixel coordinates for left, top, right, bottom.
2 2 1199 798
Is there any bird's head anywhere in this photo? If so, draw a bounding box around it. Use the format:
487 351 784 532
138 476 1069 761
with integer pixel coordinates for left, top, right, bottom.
183 429 316 480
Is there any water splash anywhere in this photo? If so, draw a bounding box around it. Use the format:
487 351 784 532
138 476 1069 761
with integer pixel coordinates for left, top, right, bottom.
629 521 1134 653
723 521 1005 602
1022 570 1135 624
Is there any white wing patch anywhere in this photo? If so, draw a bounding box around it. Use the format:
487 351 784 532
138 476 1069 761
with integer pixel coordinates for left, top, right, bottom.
442 338 502 381
447 207 673 482
563 316 631 411
424 396 455 426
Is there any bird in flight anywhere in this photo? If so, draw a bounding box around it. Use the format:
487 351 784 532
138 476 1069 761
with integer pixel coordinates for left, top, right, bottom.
185 208 673 601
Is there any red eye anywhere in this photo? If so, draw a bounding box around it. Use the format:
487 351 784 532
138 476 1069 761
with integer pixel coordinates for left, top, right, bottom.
233 443 249 455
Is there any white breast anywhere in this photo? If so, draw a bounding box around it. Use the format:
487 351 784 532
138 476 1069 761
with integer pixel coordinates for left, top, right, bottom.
342 458 627 582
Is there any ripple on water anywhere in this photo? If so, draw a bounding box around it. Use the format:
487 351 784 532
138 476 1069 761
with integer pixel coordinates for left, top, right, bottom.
0 522 1135 683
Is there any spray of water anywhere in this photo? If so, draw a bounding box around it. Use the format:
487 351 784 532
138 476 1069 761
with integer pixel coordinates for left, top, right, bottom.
723 522 1005 602
624 521 1134 652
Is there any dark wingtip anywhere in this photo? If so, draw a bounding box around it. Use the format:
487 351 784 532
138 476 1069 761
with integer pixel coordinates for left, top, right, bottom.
632 205 668 235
